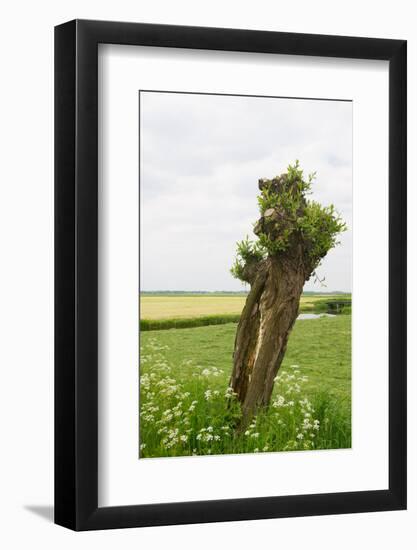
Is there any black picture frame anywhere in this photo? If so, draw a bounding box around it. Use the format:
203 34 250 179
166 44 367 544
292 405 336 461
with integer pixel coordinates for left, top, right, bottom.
55 19 407 531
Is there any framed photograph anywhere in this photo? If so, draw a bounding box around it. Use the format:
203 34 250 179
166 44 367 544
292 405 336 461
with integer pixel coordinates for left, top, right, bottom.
55 19 406 530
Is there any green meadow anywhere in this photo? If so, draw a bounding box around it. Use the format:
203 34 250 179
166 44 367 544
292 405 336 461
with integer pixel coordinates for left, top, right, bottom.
139 304 351 458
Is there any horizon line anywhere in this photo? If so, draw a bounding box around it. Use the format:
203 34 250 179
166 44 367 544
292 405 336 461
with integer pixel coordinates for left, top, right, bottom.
140 289 352 293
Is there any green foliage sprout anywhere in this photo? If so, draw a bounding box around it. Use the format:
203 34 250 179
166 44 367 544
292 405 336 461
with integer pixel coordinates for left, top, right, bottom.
231 161 346 282
230 236 266 282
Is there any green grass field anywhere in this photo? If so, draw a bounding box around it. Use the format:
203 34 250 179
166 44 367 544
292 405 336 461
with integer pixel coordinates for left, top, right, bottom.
139 314 351 458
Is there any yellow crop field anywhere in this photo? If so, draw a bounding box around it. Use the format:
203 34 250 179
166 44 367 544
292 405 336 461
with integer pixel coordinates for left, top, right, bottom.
140 295 246 320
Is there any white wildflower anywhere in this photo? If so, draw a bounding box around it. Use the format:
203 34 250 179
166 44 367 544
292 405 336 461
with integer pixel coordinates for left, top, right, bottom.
272 395 285 408
224 386 235 398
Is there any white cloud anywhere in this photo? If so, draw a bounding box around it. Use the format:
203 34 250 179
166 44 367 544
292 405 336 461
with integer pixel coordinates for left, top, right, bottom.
140 91 352 292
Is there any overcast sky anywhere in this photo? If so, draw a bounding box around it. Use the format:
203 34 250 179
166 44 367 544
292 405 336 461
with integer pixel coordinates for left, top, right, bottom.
140 91 352 292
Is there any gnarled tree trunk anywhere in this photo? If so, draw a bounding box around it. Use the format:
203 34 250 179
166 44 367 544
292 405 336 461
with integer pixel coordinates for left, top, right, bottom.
229 254 306 429
228 166 345 430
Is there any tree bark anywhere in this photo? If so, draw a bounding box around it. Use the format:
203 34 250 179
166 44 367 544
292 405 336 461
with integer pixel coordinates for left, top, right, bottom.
229 254 306 429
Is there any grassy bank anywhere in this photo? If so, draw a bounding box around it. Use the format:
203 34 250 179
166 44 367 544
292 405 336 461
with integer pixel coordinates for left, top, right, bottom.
140 313 241 331
139 315 351 457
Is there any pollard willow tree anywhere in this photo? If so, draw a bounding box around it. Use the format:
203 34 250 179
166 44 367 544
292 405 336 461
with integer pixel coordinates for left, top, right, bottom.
229 162 345 429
